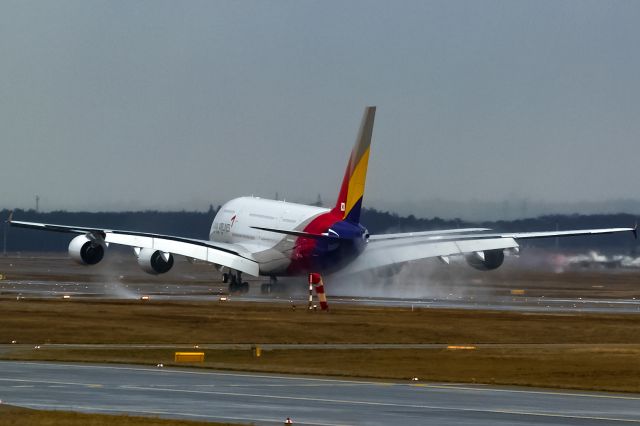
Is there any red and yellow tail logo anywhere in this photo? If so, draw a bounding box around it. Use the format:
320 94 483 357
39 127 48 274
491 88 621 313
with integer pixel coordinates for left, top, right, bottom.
333 106 376 224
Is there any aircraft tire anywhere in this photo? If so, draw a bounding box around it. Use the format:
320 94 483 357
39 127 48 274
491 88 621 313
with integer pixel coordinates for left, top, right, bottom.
260 283 272 294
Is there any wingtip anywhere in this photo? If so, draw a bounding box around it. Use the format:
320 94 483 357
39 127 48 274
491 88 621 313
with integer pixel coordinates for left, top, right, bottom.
633 221 638 240
6 210 13 224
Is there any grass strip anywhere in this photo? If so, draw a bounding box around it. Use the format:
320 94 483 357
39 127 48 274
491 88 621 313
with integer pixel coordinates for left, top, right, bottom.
0 404 246 426
1 299 639 345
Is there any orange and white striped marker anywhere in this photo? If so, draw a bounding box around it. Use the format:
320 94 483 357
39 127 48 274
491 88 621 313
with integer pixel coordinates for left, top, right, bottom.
309 272 329 310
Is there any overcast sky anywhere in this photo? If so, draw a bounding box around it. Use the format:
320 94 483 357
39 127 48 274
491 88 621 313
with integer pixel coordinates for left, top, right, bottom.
1 0 638 218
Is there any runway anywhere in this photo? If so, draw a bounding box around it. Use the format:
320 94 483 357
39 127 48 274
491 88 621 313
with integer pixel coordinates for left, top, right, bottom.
1 361 639 425
3 278 640 313
1 254 640 313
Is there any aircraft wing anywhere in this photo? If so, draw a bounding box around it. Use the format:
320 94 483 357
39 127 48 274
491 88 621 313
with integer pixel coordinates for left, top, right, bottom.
342 226 636 275
9 220 260 276
461 227 637 240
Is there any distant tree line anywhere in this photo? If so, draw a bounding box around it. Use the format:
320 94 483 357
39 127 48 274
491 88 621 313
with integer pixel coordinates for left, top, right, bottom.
1 208 637 253
360 209 637 253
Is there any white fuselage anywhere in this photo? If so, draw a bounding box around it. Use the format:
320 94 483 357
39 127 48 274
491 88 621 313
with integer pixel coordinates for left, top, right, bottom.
209 197 329 275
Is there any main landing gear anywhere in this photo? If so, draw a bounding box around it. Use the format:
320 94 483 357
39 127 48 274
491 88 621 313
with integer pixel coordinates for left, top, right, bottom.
260 276 277 294
225 271 249 294
222 273 277 295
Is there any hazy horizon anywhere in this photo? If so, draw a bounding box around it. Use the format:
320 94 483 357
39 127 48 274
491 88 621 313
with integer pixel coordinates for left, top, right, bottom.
6 196 640 222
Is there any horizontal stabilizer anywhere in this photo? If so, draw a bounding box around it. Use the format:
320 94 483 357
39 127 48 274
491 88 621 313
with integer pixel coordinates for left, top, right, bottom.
370 228 491 241
250 226 340 240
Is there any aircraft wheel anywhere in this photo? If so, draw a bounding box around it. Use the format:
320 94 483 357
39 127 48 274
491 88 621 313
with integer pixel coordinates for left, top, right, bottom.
222 273 229 284
241 282 250 293
260 283 272 294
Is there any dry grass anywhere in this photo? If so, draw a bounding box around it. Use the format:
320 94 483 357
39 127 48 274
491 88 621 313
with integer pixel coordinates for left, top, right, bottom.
0 404 246 426
1 299 639 345
1 298 640 393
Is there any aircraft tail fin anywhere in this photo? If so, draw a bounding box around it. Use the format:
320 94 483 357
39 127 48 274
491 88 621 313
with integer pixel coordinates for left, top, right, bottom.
333 106 376 224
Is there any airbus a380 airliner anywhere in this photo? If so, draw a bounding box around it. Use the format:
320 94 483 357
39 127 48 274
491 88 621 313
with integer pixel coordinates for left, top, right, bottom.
9 107 637 294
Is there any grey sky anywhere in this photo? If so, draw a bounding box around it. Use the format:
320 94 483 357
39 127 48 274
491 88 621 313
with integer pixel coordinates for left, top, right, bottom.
1 0 639 218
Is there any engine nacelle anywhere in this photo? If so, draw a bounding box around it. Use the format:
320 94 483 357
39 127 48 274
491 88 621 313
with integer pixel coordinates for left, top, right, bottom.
465 249 505 271
137 248 174 275
68 235 105 265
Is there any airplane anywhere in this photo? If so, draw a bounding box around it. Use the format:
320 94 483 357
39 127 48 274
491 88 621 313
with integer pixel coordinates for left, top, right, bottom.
8 106 637 296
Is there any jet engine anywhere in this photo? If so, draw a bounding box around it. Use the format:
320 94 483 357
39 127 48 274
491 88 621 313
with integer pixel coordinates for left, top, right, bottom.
465 249 505 271
68 235 105 265
137 248 174 274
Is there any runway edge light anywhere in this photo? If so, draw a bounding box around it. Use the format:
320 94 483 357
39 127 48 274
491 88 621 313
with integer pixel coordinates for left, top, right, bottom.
447 345 476 351
252 345 262 358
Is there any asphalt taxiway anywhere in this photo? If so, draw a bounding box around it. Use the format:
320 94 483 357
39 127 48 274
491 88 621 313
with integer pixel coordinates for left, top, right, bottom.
1 361 639 425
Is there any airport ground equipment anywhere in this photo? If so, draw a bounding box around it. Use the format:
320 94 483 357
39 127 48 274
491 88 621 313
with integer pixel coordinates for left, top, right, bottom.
174 352 205 363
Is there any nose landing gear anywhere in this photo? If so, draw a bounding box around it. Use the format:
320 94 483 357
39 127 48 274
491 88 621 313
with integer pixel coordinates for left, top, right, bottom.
260 276 277 294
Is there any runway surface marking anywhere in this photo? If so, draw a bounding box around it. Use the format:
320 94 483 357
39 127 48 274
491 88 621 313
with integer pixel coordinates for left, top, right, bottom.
0 376 640 424
7 380 640 425
420 383 640 401
4 360 640 400
121 384 640 424
0 377 106 387
3 361 389 385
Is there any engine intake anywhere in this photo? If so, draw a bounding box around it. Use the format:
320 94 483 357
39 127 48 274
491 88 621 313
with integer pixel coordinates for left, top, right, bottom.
68 235 105 265
465 249 505 271
137 248 174 274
